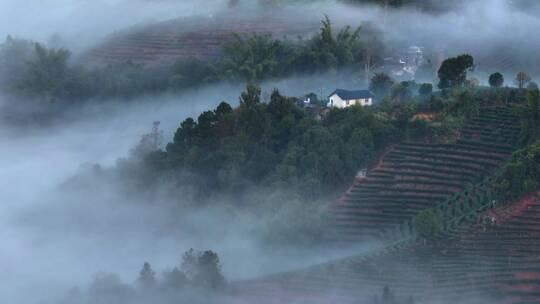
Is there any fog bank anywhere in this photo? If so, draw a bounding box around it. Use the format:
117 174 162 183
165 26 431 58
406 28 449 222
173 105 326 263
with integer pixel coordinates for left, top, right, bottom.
0 78 376 303
0 0 224 52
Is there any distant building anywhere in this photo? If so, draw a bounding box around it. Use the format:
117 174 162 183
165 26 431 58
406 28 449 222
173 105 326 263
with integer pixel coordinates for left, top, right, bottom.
381 45 426 80
299 92 320 107
356 168 368 179
327 89 374 108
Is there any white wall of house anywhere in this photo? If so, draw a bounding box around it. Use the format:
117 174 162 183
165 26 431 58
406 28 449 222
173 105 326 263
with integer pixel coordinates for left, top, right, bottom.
327 94 372 108
328 94 346 108
357 98 372 106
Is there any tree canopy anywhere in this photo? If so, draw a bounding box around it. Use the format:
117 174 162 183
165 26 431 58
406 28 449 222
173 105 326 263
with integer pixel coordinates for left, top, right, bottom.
489 72 504 88
517 89 540 146
181 249 225 289
437 54 474 89
160 84 398 198
415 209 442 239
496 140 540 200
370 72 394 100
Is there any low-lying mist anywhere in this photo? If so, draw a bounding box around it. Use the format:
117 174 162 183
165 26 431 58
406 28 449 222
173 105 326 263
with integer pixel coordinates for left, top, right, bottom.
2 1 540 303
314 0 540 81
0 0 225 52
0 78 379 304
2 0 540 88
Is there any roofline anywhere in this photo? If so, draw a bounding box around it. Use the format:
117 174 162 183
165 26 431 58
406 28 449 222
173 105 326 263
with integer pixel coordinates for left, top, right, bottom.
328 89 374 99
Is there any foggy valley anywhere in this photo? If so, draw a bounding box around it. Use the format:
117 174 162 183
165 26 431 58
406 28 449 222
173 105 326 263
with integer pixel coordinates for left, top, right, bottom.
3 1 540 304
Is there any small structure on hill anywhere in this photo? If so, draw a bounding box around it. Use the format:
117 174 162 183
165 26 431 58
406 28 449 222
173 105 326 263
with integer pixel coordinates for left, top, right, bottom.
381 45 426 80
356 169 368 179
327 89 374 108
296 93 330 120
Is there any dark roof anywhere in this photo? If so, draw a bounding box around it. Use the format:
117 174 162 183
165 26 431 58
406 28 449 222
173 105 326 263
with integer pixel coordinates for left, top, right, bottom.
329 89 374 100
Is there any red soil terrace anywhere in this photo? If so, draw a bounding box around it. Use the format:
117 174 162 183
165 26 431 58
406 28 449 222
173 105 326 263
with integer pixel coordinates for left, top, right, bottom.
327 106 520 242
84 12 318 66
230 190 540 304
226 106 540 304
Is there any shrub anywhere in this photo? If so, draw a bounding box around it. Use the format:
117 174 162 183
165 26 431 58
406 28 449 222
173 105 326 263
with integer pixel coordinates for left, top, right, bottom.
496 140 540 200
415 209 443 239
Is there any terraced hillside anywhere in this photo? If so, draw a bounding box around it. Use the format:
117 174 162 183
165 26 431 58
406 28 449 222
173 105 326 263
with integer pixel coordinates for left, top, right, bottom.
231 187 540 304
328 107 521 242
85 12 318 66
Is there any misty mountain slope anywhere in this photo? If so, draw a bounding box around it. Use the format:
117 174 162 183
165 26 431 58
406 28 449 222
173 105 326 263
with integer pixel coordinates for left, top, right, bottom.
82 0 540 80
230 188 540 304
327 106 520 242
84 10 319 66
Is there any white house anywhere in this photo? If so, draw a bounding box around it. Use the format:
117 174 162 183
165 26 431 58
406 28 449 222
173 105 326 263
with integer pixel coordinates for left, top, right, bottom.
327 89 374 108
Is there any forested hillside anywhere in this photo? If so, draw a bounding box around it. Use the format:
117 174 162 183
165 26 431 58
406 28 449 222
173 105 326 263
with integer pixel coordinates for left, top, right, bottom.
0 17 383 103
61 59 540 302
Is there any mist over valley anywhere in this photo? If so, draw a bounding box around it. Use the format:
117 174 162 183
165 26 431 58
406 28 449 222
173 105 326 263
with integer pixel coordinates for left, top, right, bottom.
3 1 540 304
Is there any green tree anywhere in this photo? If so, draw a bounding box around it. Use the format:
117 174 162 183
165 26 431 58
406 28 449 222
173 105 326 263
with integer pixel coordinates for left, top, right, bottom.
169 117 197 153
517 89 540 146
197 251 225 289
0 36 35 89
496 140 540 199
445 90 478 120
218 34 295 81
137 262 156 289
298 15 377 73
163 267 187 289
171 57 214 88
237 84 270 142
391 83 412 103
267 89 304 149
240 83 261 106
279 124 346 195
195 111 219 143
418 83 433 96
427 95 444 112
215 101 233 117
370 72 394 99
181 249 225 289
304 15 345 72
489 72 504 88
348 128 375 165
415 209 442 239
437 54 474 89
18 43 71 99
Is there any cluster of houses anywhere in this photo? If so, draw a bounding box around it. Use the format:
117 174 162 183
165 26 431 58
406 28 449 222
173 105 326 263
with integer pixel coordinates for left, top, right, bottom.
298 88 374 119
